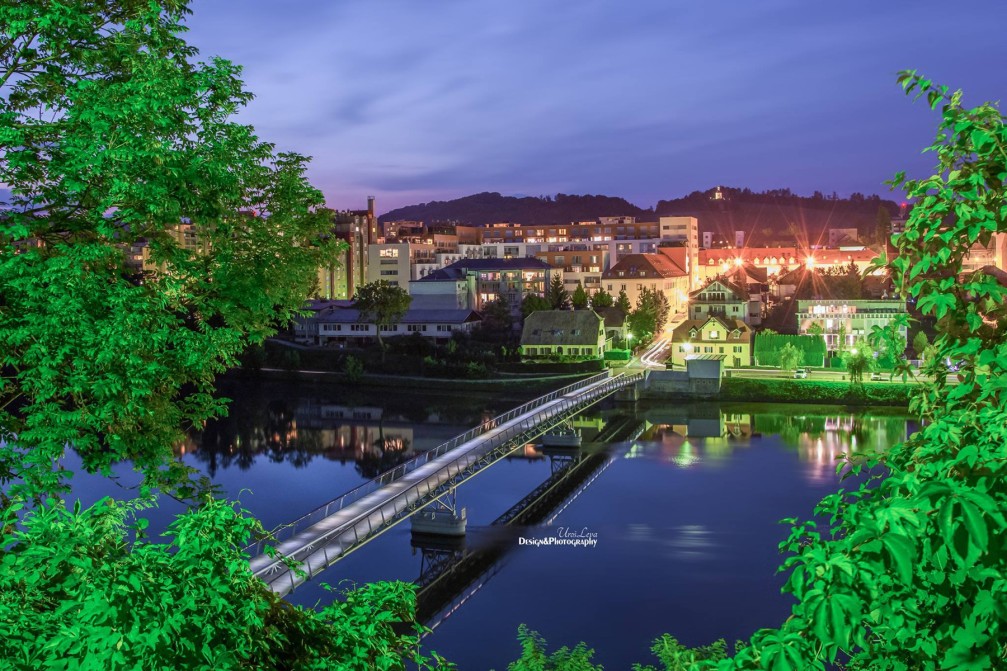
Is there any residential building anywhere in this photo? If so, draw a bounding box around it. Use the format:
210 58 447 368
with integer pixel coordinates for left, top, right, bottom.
828 228 860 247
688 279 750 324
520 310 606 359
316 197 378 300
601 253 689 314
534 248 609 295
410 257 553 313
366 242 436 287
295 302 481 346
670 316 753 368
595 307 629 343
796 299 908 352
659 216 699 286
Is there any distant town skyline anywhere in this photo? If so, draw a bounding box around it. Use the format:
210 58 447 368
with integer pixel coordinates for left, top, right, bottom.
183 2 1005 214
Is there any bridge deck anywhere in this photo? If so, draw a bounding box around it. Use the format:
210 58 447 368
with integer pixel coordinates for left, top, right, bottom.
248 371 641 595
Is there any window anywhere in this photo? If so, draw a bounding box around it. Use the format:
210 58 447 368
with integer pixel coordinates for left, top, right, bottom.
719 346 724 353
733 346 742 353
351 324 368 332
380 270 397 276
379 248 399 258
437 325 452 332
704 346 713 353
407 324 428 332
709 330 720 339
380 324 396 332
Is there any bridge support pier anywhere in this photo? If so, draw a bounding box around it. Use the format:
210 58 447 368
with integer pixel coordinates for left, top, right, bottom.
614 384 639 403
412 488 467 537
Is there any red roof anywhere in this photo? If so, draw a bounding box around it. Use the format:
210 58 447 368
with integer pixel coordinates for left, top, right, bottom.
603 253 687 279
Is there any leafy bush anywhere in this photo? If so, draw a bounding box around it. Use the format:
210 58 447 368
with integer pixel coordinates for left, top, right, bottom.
720 377 914 406
754 334 827 367
604 349 632 361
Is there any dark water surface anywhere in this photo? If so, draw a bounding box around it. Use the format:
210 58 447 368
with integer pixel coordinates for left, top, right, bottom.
61 377 911 670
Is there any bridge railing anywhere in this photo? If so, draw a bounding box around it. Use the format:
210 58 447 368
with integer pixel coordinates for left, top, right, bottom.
245 371 613 557
256 371 643 592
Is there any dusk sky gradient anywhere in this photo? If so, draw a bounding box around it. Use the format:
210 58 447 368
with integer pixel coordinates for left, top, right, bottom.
183 1 1007 215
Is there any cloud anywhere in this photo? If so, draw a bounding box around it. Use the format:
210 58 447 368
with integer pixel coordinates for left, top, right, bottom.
180 0 1007 213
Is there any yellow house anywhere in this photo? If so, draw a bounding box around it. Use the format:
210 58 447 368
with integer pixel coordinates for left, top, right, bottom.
670 316 752 368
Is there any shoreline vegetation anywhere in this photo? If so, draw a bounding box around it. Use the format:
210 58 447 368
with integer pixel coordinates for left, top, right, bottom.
234 366 915 406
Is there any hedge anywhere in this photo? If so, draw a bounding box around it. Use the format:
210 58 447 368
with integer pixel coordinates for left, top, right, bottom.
604 349 632 361
718 377 915 406
754 333 827 367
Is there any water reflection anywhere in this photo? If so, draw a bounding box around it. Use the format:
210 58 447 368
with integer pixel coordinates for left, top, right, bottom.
632 405 909 483
176 380 528 477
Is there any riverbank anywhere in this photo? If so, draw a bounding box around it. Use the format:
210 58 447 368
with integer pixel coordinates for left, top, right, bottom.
226 366 598 393
717 377 915 406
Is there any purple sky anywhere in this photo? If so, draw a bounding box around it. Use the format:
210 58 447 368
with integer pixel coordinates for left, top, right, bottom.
182 1 1007 215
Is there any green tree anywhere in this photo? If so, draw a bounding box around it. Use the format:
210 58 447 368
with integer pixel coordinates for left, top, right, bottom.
0 1 342 497
842 341 871 384
512 73 1007 670
626 287 670 347
912 329 929 359
0 3 439 668
353 280 412 362
777 342 802 373
807 321 824 337
571 283 589 310
478 296 515 341
521 293 552 318
591 287 614 309
875 204 892 247
836 321 848 354
548 274 571 310
615 288 632 314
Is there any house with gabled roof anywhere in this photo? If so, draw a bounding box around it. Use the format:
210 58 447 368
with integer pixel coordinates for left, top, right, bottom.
670 316 752 368
689 277 764 326
601 253 689 315
520 310 606 359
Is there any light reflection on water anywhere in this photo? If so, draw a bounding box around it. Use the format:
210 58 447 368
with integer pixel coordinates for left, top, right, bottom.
27 383 914 670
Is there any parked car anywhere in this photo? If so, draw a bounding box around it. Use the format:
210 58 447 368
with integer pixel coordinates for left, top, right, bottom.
870 372 883 381
793 368 809 379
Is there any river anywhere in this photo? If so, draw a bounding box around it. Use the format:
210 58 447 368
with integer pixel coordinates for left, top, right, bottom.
59 376 912 669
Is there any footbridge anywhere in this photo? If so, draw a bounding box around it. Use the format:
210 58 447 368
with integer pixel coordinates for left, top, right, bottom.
247 371 644 595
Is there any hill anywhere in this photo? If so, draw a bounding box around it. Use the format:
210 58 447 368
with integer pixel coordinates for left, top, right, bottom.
378 192 651 226
655 187 901 247
379 187 902 246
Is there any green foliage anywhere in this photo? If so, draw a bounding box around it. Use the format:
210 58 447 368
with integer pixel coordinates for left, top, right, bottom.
506 625 602 671
753 334 827 367
842 341 872 384
521 293 552 318
353 280 412 360
0 497 443 671
777 342 802 372
548 275 571 310
687 72 1007 671
807 321 824 337
615 289 632 314
875 204 893 247
912 330 930 358
0 0 342 498
719 377 914 406
590 287 614 309
632 635 732 671
836 321 848 354
344 355 364 383
479 296 516 342
627 287 670 346
571 283 589 310
603 349 632 361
